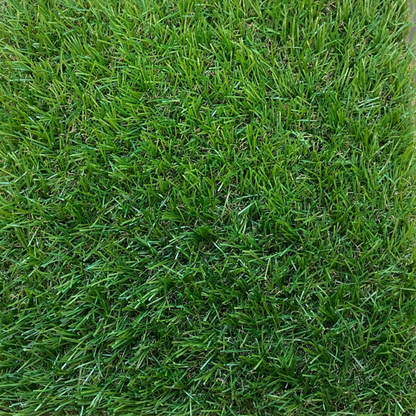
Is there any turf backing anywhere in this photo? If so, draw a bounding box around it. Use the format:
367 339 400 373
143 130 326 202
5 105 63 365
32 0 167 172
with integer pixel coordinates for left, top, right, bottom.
1 0 416 415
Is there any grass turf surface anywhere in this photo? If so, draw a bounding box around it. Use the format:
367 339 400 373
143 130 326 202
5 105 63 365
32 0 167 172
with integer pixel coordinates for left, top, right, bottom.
1 0 416 414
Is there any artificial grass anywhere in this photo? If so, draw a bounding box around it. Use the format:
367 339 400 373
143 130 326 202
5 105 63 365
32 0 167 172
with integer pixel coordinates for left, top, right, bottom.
0 0 416 414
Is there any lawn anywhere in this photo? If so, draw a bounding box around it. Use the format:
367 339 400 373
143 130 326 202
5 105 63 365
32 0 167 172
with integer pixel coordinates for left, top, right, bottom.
1 0 416 414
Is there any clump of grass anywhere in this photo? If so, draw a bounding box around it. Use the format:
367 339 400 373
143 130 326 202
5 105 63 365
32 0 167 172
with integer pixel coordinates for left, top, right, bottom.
1 0 416 414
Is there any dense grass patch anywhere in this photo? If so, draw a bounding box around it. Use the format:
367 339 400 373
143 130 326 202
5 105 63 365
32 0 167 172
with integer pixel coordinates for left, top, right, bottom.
1 0 416 414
